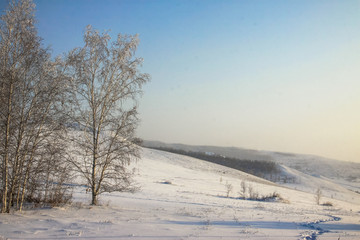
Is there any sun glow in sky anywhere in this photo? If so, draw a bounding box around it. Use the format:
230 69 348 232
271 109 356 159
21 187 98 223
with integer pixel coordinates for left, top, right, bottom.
5 0 359 162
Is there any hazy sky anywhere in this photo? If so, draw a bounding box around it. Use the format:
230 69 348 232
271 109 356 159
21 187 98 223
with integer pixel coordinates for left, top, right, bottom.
2 0 359 162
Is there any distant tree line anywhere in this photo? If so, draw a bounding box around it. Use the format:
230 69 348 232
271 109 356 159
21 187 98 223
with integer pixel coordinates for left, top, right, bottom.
146 146 281 181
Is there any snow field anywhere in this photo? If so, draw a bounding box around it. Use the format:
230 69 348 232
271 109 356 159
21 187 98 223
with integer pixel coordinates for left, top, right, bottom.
0 147 359 239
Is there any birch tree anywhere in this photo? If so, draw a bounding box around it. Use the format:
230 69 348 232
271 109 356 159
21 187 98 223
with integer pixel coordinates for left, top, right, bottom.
315 187 322 205
66 26 149 205
0 0 70 213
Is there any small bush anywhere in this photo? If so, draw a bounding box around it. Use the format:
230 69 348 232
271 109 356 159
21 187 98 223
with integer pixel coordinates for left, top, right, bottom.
248 184 259 200
225 182 233 198
160 180 172 185
315 188 322 205
259 192 289 203
260 192 280 201
244 190 289 203
25 183 73 208
238 180 247 199
46 188 73 207
322 201 333 207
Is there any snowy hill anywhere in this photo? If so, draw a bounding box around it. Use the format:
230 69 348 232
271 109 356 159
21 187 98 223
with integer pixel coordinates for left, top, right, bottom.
1 147 359 239
143 141 360 193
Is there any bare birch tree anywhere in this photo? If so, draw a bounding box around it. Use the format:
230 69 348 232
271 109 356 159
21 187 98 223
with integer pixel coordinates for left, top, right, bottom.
315 187 322 205
0 0 70 213
66 26 149 205
239 180 247 199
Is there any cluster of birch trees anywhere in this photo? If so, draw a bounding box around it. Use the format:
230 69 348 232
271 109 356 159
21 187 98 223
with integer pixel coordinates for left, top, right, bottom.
0 0 149 213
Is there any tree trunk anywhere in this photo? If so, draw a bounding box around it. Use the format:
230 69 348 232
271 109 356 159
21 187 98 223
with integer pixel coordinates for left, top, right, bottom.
91 133 98 205
19 165 30 212
2 82 13 213
7 134 24 212
91 188 97 205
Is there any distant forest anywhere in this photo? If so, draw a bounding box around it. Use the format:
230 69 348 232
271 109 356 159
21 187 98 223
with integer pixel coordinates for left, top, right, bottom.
145 146 284 182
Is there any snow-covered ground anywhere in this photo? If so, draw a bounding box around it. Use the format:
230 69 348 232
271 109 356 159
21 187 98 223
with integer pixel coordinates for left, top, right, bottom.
1 148 359 239
142 141 360 190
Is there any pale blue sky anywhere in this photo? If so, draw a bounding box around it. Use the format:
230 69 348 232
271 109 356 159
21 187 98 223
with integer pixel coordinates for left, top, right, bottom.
2 0 359 162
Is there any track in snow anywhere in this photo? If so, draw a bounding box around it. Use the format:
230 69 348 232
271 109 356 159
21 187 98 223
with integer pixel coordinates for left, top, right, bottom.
300 215 341 240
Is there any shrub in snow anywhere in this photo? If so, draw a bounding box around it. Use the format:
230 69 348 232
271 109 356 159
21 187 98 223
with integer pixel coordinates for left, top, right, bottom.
315 188 322 205
322 201 333 207
248 184 259 200
258 192 289 203
240 188 289 203
160 180 172 185
225 182 233 198
238 180 247 199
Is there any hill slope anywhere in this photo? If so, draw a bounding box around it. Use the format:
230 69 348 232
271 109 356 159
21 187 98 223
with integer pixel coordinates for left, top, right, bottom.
143 140 360 193
1 147 359 239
